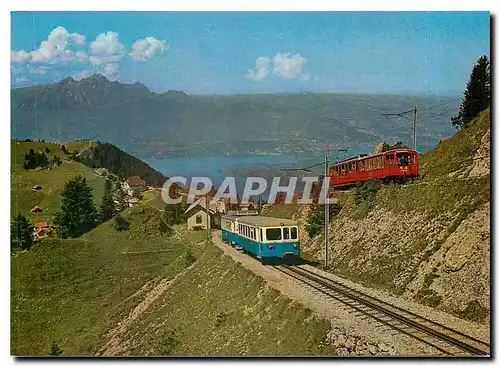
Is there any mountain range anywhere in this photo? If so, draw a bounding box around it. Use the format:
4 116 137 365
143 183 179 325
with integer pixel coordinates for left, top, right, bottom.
11 74 460 158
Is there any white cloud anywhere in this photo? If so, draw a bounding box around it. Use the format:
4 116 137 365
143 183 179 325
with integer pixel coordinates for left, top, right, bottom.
273 53 308 79
72 69 93 80
71 33 86 45
72 62 119 81
11 26 86 65
102 63 119 80
89 31 125 65
11 27 168 83
246 56 271 81
11 50 31 63
129 37 168 61
14 76 31 86
247 53 309 81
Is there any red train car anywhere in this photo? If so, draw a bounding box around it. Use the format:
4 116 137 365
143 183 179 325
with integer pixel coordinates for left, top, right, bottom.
329 148 419 187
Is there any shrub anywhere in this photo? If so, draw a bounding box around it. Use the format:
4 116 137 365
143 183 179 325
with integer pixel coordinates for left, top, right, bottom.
49 342 63 356
159 329 179 355
11 213 34 252
306 202 342 238
113 214 130 231
354 179 382 205
184 249 196 267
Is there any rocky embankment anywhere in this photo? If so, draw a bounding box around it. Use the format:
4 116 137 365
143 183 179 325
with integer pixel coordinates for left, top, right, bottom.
286 110 490 325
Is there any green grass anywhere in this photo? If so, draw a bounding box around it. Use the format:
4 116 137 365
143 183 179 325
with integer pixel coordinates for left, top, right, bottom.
117 244 334 356
11 206 206 356
419 108 490 180
261 203 299 219
11 141 106 223
141 189 166 211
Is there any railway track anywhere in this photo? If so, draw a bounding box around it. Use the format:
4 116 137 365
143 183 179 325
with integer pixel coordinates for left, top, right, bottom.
275 265 490 356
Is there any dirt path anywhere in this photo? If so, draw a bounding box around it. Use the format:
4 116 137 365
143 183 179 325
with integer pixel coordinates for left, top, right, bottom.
211 231 489 356
97 245 202 356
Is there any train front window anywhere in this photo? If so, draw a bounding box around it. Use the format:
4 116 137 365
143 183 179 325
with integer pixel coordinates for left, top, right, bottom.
291 227 298 240
283 227 290 240
266 228 282 241
397 153 410 166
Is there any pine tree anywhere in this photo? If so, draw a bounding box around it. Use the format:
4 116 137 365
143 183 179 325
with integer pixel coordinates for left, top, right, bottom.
54 175 97 238
162 204 178 226
99 179 116 222
49 342 63 356
451 55 491 129
114 181 128 212
11 213 34 251
113 214 130 231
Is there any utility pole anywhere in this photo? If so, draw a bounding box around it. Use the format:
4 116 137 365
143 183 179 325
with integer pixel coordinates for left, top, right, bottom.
205 195 210 242
280 153 334 268
413 106 417 151
324 152 329 269
382 107 418 150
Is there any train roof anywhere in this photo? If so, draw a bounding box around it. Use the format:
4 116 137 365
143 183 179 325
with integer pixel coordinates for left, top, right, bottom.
333 148 417 165
221 215 297 227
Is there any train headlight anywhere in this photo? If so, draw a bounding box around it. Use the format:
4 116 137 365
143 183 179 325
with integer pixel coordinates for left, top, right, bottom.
293 244 297 248
268 245 274 249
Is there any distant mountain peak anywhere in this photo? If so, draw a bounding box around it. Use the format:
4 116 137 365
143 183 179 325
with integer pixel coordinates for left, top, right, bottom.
85 73 110 82
59 76 76 85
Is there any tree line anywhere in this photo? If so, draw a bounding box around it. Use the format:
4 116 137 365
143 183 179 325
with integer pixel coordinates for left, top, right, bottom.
451 55 490 129
23 148 62 170
79 142 166 187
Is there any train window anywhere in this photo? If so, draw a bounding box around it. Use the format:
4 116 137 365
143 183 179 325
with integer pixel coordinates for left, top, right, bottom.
266 228 282 241
397 153 410 166
260 228 263 241
291 227 298 240
283 227 290 240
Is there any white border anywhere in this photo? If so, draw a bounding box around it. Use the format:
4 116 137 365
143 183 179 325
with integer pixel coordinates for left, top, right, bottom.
2 2 498 367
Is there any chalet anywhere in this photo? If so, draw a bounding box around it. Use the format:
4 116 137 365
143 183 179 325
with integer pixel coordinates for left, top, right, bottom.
33 222 50 238
239 202 255 211
123 176 146 197
31 205 43 213
32 185 42 190
185 197 227 230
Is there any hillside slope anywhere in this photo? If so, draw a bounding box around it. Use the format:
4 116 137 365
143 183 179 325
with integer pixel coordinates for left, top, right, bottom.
266 109 491 324
10 141 106 222
11 204 334 356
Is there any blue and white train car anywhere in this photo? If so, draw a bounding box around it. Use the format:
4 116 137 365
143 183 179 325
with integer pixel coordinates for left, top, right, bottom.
221 215 300 259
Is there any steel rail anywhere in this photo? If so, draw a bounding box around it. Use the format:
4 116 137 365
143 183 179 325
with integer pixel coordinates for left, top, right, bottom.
276 265 489 356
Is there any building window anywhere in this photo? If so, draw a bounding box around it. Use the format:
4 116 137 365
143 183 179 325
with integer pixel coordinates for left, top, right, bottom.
195 214 202 224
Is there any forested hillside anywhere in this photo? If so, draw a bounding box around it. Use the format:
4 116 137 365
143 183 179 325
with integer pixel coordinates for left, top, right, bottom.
77 142 166 186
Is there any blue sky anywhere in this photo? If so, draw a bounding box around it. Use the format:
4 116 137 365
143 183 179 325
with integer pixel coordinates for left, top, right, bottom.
11 11 490 95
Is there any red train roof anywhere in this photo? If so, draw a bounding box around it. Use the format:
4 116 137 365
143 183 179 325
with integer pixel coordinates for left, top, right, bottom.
332 148 418 166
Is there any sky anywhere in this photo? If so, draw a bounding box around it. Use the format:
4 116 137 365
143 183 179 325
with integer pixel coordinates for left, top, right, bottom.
10 11 490 95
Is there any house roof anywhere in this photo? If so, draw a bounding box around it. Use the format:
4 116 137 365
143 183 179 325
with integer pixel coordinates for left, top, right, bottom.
126 176 144 186
184 197 219 215
31 205 43 212
33 222 49 229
